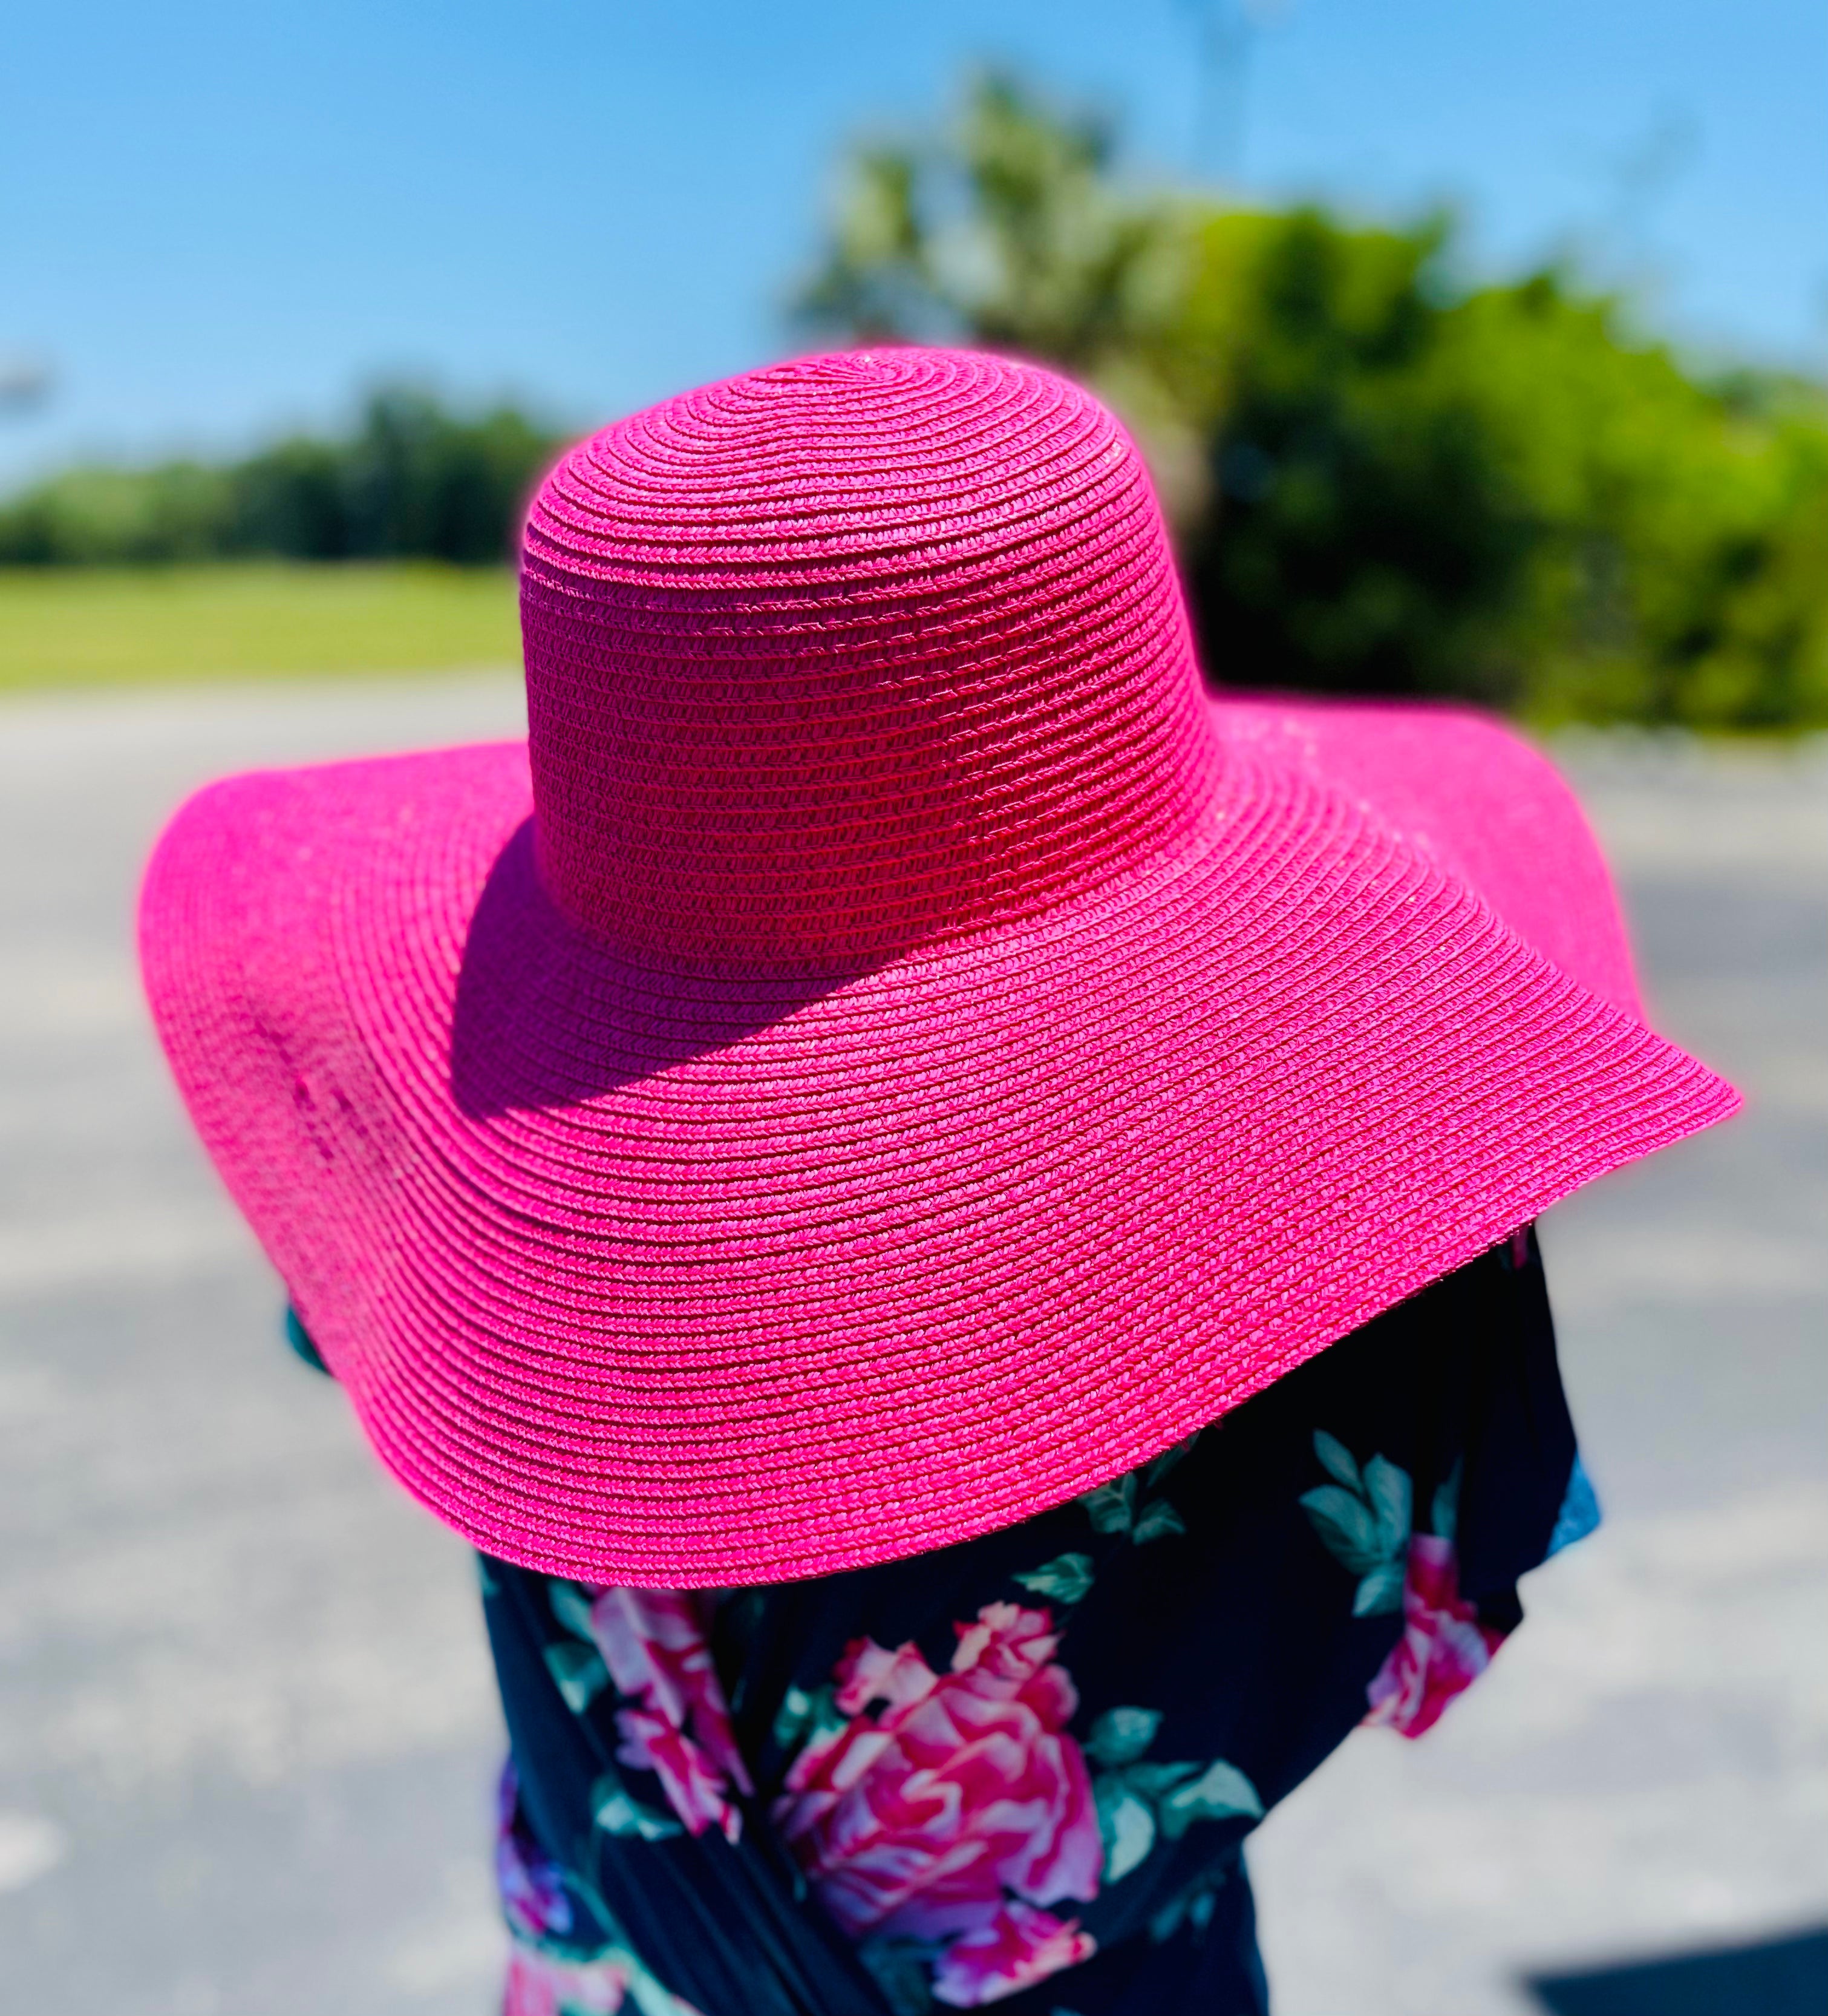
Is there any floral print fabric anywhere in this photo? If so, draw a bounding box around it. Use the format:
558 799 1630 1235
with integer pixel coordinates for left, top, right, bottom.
774 1603 1102 1971
588 1588 752 1842
1363 1536 1507 1737
1298 1439 1508 1738
293 1226 1596 2016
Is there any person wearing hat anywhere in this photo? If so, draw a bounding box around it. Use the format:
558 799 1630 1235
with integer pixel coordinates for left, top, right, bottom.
141 350 1734 2015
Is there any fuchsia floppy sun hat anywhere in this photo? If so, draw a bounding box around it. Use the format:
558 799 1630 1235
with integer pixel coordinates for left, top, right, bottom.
141 347 1737 1586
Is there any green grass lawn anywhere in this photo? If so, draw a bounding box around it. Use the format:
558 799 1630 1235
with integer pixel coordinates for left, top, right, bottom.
0 563 520 689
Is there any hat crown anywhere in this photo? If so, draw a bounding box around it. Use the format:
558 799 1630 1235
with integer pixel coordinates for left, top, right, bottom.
520 348 1216 967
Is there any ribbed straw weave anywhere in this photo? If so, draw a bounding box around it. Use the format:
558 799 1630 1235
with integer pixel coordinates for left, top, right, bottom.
139 348 1738 1586
522 349 1215 965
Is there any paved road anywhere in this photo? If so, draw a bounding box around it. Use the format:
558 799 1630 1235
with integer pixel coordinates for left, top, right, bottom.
0 682 1822 2015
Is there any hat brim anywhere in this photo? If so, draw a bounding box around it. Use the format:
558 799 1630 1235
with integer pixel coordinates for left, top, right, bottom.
140 695 1734 1584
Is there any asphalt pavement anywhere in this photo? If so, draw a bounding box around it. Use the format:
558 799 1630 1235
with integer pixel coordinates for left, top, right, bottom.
1 679 1822 2015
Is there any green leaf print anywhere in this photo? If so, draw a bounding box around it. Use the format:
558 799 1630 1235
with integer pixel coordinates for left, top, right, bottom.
1083 1711 1261 1885
1013 1553 1097 1605
1311 1430 1363 1493
1098 1785 1157 1880
1084 1706 1162 1767
590 1772 684 1842
1080 1473 1137 1534
544 1640 609 1713
859 1936 939 2015
549 1580 598 1645
1302 1432 1416 1615
772 1682 843 1759
1130 1499 1187 1545
627 1965 706 2016
1351 1560 1407 1617
1431 1458 1463 1543
772 1686 815 1752
1362 1455 1413 1557
1298 1484 1383 1574
1148 1872 1226 1944
1082 1456 1190 1547
1121 1761 1201 1799
1158 1758 1264 1834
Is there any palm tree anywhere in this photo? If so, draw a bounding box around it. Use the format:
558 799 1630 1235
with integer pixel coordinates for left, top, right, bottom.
794 73 1186 381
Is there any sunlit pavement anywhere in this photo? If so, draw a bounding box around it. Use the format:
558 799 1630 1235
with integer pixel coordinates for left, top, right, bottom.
1251 733 1828 2015
0 681 1822 2016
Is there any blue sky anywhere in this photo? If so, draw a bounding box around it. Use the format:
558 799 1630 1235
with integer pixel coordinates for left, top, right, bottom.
1 0 1821 485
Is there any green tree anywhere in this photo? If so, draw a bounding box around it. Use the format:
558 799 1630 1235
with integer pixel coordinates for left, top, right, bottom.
0 388 560 568
798 73 1828 727
329 389 557 563
1440 289 1828 727
797 71 1186 380
1167 208 1541 700
0 461 235 565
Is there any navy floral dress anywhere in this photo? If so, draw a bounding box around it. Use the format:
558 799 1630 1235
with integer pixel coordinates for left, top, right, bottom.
290 1228 1598 2016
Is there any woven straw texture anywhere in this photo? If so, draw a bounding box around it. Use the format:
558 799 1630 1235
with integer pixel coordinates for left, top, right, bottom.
140 349 1736 1585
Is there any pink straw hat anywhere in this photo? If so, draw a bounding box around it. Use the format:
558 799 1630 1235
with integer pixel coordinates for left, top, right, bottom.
141 348 1735 1585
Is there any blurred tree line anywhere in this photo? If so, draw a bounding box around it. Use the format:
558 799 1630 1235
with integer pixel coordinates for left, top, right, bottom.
4 74 1823 725
0 389 557 568
798 76 1828 729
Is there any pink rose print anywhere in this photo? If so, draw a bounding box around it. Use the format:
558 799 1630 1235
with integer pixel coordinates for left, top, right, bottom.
929 1899 1099 2007
1363 1534 1507 1738
503 1946 633 2016
773 1600 1102 2009
588 1587 753 1843
503 1946 708 2016
495 1763 573 1942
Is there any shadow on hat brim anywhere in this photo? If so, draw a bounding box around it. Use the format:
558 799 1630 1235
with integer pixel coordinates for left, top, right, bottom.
139 695 1735 1585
